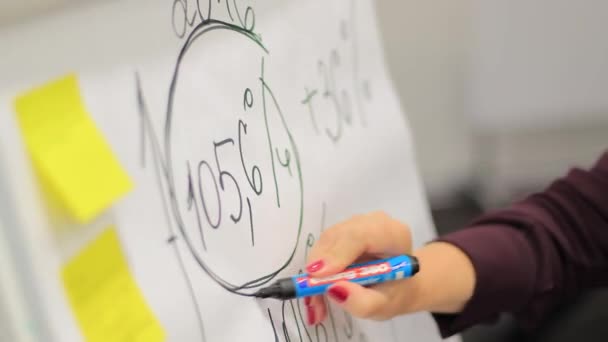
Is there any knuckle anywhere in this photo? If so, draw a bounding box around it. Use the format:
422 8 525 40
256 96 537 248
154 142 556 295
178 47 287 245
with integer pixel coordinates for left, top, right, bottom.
369 210 390 222
314 229 338 250
350 213 366 222
398 225 413 251
320 225 341 241
351 223 368 242
353 303 381 319
399 224 412 241
309 229 343 263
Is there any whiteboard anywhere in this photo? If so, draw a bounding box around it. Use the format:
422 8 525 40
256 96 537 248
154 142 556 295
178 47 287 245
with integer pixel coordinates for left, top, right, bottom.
0 1 457 341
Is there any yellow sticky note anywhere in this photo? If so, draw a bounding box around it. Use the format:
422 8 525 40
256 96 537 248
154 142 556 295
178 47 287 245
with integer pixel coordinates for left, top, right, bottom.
14 74 132 223
62 227 165 342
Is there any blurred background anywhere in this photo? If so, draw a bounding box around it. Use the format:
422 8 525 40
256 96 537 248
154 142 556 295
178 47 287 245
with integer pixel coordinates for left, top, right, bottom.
376 1 608 341
1 0 608 341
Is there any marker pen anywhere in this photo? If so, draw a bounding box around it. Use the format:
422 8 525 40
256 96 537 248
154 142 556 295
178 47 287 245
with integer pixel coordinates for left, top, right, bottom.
254 255 419 300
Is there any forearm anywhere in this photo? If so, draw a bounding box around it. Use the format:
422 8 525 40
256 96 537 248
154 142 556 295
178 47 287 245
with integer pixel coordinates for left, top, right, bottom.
429 151 608 337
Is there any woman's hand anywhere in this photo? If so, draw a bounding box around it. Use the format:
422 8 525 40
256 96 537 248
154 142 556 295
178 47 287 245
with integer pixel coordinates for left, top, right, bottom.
304 211 476 325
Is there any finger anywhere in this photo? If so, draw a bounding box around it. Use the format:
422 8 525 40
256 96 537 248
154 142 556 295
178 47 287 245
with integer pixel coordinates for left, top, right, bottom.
304 295 327 325
306 212 412 277
325 281 391 320
315 295 328 324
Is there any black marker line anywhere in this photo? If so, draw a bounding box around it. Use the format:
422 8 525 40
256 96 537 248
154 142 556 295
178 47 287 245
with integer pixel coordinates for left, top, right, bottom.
304 233 315 264
320 202 327 233
213 138 244 223
344 312 354 339
281 300 303 342
268 308 280 342
243 88 254 111
349 0 367 126
238 119 263 195
225 0 235 21
186 161 208 250
315 323 329 342
275 147 292 177
162 21 264 291
233 61 307 291
327 304 339 342
137 74 207 341
329 49 354 128
137 73 147 168
159 18 303 296
232 0 253 31
195 0 210 22
172 0 188 38
247 197 254 246
340 20 348 40
301 88 320 134
197 160 222 229
260 57 281 208
317 60 341 143
295 292 314 342
362 80 372 101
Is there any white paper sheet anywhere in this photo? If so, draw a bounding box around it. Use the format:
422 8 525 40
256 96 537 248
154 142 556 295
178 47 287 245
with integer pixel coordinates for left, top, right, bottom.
0 1 459 341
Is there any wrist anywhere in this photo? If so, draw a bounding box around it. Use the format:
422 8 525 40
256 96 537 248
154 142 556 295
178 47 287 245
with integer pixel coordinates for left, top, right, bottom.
410 242 476 313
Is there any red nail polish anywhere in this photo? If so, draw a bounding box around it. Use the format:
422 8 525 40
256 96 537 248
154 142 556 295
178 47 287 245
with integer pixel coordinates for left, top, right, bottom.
328 286 349 303
306 260 324 273
306 305 316 325
304 296 311 306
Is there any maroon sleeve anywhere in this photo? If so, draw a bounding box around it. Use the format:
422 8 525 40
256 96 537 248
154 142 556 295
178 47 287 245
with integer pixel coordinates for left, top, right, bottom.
432 151 608 338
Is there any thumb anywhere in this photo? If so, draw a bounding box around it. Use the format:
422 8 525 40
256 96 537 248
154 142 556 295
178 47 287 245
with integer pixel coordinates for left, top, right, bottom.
325 281 390 320
306 212 412 277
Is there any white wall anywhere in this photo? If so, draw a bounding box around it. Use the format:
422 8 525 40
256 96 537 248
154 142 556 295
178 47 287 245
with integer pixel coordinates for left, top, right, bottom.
376 1 608 206
375 1 475 204
469 0 608 204
3 0 607 205
470 0 608 130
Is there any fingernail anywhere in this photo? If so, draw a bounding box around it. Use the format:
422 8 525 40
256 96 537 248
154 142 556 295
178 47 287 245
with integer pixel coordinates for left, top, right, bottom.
306 260 324 273
328 286 349 303
304 296 311 306
306 305 316 325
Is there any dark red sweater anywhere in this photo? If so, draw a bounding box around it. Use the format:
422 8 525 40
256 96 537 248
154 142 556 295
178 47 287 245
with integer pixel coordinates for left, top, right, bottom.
434 151 608 338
